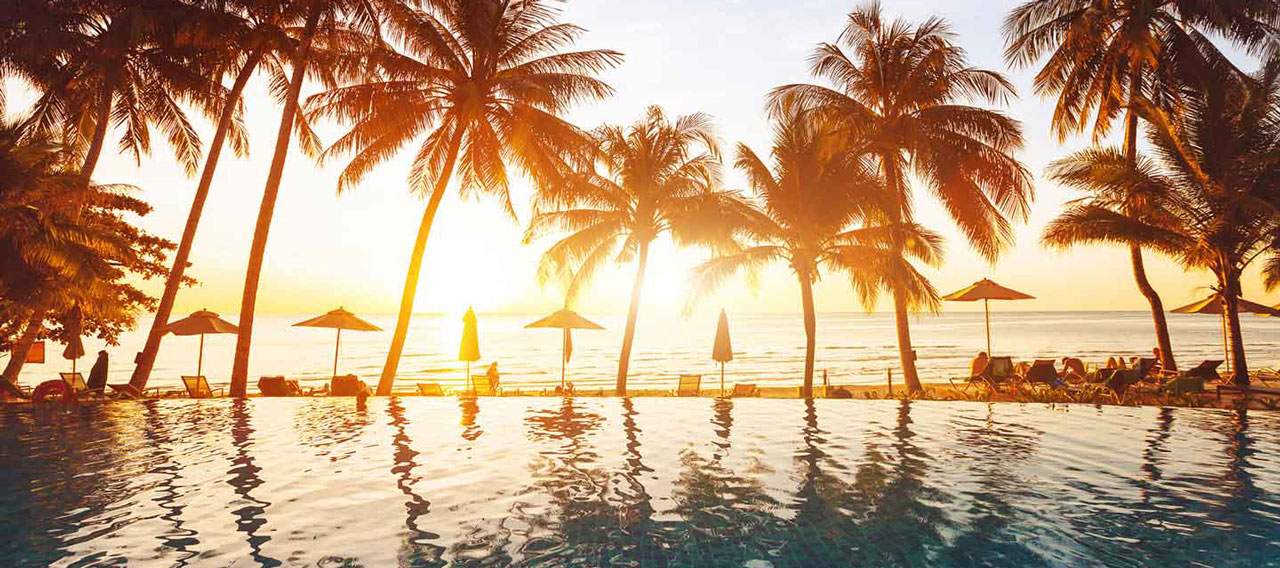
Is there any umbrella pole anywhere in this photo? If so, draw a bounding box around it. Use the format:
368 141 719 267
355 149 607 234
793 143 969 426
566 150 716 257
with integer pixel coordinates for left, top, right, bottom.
72 358 75 375
467 361 472 394
720 362 725 397
333 328 342 380
198 333 204 377
984 298 992 355
561 328 567 389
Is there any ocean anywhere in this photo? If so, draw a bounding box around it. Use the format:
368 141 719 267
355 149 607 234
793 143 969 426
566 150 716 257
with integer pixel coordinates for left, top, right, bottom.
13 311 1280 394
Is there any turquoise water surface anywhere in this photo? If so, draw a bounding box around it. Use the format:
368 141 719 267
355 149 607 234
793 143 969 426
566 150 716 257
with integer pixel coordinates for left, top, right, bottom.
1 398 1278 566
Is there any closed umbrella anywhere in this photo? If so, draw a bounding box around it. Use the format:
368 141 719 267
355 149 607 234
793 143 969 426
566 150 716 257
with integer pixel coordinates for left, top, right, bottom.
525 308 605 389
164 309 239 376
293 307 381 379
712 309 733 396
1171 294 1280 374
63 305 85 374
942 279 1034 355
459 307 481 392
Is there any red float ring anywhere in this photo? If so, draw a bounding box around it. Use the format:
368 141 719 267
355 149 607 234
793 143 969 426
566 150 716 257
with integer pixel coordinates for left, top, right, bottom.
32 380 72 404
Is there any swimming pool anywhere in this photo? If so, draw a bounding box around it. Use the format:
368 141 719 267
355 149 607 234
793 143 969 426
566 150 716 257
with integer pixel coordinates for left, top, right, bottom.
1 398 1277 567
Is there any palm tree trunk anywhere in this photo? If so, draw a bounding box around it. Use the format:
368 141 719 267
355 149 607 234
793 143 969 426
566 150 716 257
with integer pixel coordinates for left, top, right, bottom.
78 80 115 192
375 129 465 396
615 239 651 396
1222 269 1249 386
798 267 817 398
1 308 48 386
229 7 321 397
1123 75 1177 372
1129 245 1176 370
131 49 264 390
882 156 923 392
892 289 922 392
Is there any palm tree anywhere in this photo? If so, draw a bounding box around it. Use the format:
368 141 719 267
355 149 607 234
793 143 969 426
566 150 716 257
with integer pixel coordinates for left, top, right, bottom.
1003 0 1280 372
304 0 621 395
688 107 943 398
0 117 174 385
1045 59 1280 386
772 3 1033 392
526 106 743 395
1 0 226 383
130 0 290 390
229 0 392 396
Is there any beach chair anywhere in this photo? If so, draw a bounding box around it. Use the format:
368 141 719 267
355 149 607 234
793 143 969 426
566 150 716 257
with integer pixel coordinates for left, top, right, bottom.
416 383 444 396
730 383 758 398
1101 360 1157 401
470 373 499 396
676 374 701 397
181 376 223 398
258 376 304 397
106 383 162 399
1 379 31 400
950 356 1015 393
1020 359 1063 390
60 372 88 393
330 375 367 397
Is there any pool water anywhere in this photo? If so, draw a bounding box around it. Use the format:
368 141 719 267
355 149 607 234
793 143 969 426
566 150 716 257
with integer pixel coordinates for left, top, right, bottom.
1 398 1277 567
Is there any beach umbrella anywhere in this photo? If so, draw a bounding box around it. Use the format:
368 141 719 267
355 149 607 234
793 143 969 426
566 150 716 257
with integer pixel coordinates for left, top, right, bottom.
525 308 605 389
63 305 84 374
712 309 733 396
942 278 1034 355
293 307 381 379
164 309 240 377
1171 294 1280 373
459 307 481 392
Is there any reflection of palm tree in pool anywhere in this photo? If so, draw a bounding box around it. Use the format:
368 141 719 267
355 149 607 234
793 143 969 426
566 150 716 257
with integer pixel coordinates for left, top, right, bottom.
841 400 952 565
227 399 280 567
942 404 1048 566
667 398 781 564
387 398 447 566
143 403 200 566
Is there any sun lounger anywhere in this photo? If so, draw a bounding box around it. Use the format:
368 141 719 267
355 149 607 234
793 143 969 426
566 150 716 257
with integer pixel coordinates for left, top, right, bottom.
60 372 88 393
258 376 305 397
330 374 368 397
107 383 163 399
1 379 31 400
730 383 758 397
416 383 444 396
1021 359 1063 389
181 376 223 398
950 356 1015 393
468 372 499 396
676 374 701 397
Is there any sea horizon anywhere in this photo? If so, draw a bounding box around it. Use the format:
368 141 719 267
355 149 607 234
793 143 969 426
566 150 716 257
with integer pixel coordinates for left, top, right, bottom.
19 310 1278 394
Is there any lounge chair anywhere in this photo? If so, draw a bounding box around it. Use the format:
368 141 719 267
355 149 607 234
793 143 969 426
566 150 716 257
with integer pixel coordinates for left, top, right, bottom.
258 376 304 397
330 374 367 397
1100 359 1157 401
416 383 444 396
1 379 31 400
950 356 1016 393
676 374 701 397
182 376 223 398
107 383 162 399
730 383 758 397
60 372 88 393
1021 359 1063 390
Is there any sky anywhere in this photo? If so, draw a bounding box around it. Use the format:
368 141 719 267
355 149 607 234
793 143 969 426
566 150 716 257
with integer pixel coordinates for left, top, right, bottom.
4 0 1269 319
